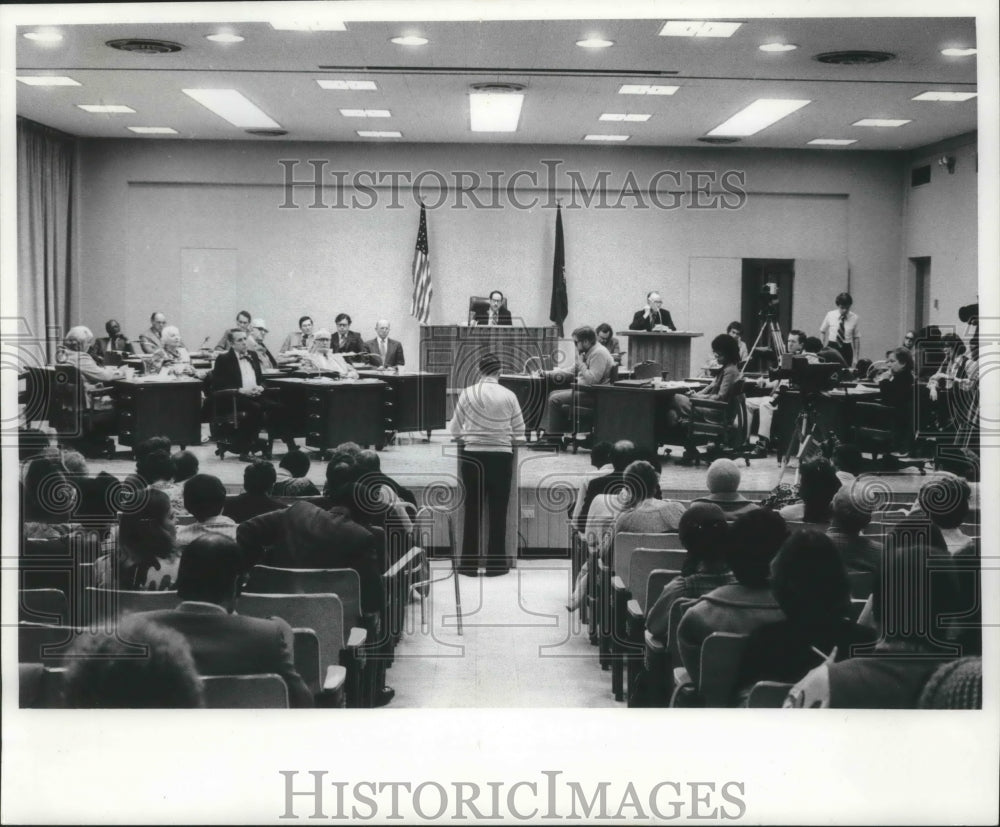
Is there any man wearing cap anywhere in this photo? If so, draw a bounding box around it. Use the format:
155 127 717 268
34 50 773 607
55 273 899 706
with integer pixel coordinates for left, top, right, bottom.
364 319 405 369
690 458 757 520
301 329 359 378
247 318 287 369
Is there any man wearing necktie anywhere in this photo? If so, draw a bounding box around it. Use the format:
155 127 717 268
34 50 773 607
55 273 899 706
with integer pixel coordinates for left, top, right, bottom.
820 292 860 367
248 318 287 369
472 290 513 326
332 313 364 355
364 319 405 368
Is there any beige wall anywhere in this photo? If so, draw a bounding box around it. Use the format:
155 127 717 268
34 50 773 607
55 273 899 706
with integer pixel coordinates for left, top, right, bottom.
75 139 923 366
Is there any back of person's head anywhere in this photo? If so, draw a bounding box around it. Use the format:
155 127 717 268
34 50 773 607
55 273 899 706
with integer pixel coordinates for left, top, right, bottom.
890 346 914 374
590 441 613 469
243 460 277 495
183 474 227 522
137 449 174 484
610 440 636 472
832 443 863 476
918 657 982 709
917 476 971 529
134 435 171 462
727 509 788 587
61 450 89 476
63 615 204 708
23 456 75 522
325 457 362 499
279 448 311 478
829 487 872 534
798 457 841 522
770 530 850 625
803 336 823 354
171 450 198 483
357 449 380 473
705 457 742 497
572 326 597 347
478 353 502 376
710 332 740 365
119 487 175 563
176 534 244 604
678 502 729 573
622 460 660 506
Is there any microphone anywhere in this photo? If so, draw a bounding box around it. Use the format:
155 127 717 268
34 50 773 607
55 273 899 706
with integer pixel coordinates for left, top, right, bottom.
199 335 211 350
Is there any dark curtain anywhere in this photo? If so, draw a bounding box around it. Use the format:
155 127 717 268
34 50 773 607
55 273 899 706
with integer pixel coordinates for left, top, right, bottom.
17 118 76 364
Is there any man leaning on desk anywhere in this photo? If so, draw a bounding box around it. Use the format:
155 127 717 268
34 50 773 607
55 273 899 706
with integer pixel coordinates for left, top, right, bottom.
629 291 676 332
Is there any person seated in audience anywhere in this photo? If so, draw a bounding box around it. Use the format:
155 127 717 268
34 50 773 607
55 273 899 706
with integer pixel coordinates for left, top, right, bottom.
271 449 320 497
917 656 982 709
63 614 205 708
57 449 118 531
122 436 172 490
143 448 184 505
222 460 287 523
364 319 405 368
691 458 757 521
726 321 749 364
88 319 131 365
138 311 168 353
912 476 975 555
778 456 841 524
22 456 81 539
172 449 199 484
136 534 313 708
214 309 252 351
645 503 735 641
666 334 741 455
332 312 365 354
826 487 882 574
595 323 621 365
737 530 877 693
803 335 848 368
569 440 614 531
615 459 685 535
357 448 417 507
677 509 787 687
746 329 809 457
280 315 315 354
572 440 635 534
876 346 916 454
176 474 238 548
831 443 863 486
95 487 178 590
56 326 129 391
301 329 360 378
785 520 959 708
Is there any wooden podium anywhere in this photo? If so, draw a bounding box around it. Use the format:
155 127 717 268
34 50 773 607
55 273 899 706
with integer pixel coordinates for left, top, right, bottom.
420 325 559 391
618 331 702 379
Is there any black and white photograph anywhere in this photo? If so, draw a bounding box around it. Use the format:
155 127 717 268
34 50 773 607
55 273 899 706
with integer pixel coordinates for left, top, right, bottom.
2 0 997 823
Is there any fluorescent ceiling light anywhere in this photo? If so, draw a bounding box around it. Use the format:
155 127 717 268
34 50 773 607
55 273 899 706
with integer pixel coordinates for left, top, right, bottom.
470 92 523 132
16 75 80 86
182 89 281 128
618 84 678 95
357 130 402 138
941 47 976 57
600 113 650 122
708 98 810 137
206 33 244 43
853 118 910 127
270 19 345 31
339 109 391 118
316 80 378 90
77 104 135 113
391 35 428 46
659 21 742 38
577 38 614 48
23 31 63 42
584 134 630 142
911 91 977 102
759 43 797 52
808 138 857 146
128 127 178 134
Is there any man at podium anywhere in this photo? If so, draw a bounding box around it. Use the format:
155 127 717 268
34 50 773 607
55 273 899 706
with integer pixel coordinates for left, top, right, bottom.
471 290 512 326
629 291 675 332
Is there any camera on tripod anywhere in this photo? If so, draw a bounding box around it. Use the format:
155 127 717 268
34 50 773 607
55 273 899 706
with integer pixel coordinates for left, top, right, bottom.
758 282 780 319
769 355 843 394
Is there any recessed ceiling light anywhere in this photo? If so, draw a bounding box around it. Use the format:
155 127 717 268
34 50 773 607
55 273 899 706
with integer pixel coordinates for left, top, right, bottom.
853 118 910 128
357 130 402 138
470 92 524 132
577 38 614 48
708 99 810 137
808 138 857 146
941 47 976 57
316 80 378 91
659 21 742 38
206 33 244 43
584 134 630 142
339 109 391 118
128 126 178 134
77 104 135 114
182 89 281 129
912 91 977 102
759 42 797 52
600 113 651 122
270 19 346 32
23 31 63 43
16 75 80 86
618 84 679 96
391 35 428 46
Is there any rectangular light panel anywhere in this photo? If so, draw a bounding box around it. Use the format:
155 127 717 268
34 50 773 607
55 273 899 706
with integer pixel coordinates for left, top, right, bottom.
77 104 135 113
853 118 911 127
339 109 391 118
317 80 378 90
470 93 524 132
182 89 281 129
357 130 402 138
911 91 977 102
270 19 346 31
128 127 178 134
659 21 742 37
708 98 810 137
600 113 651 122
584 134 630 142
618 84 678 95
17 75 80 86
808 138 857 146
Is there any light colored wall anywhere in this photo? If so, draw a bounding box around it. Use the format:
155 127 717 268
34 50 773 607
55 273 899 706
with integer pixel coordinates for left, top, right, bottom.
76 139 909 366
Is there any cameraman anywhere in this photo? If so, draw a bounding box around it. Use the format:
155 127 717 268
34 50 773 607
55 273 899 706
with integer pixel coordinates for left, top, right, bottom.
803 336 848 367
746 329 810 457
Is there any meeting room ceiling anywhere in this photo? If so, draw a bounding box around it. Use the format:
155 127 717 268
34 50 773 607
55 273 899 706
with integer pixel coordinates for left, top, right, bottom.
15 14 979 150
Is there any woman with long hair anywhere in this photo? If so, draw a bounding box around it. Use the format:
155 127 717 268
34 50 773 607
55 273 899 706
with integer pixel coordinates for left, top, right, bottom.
96 488 179 590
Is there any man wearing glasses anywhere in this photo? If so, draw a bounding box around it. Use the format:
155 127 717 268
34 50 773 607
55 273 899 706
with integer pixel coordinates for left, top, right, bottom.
629 290 676 332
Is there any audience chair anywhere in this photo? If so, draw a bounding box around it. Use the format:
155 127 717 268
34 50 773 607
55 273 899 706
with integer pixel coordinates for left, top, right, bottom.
19 588 70 626
672 631 749 708
745 680 794 708
290 627 347 707
18 622 81 665
623 564 680 707
851 401 927 474
48 365 116 458
685 379 753 467
201 673 290 708
639 595 697 708
84 587 180 622
19 663 68 709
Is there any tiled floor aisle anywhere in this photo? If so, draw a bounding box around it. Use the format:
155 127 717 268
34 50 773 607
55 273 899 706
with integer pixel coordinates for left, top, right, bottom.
387 559 620 708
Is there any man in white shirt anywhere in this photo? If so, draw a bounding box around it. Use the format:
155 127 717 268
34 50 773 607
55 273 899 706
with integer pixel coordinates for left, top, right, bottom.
819 292 860 366
746 328 811 457
302 329 359 378
175 474 239 548
449 353 526 576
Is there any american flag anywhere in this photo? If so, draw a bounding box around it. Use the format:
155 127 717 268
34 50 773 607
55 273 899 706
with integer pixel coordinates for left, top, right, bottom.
410 204 432 324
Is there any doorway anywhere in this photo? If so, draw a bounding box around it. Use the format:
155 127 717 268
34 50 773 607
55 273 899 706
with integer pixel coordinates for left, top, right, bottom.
741 259 795 366
910 257 931 332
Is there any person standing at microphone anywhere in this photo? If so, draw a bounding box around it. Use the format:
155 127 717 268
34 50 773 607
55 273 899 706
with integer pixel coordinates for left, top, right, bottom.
629 291 676 332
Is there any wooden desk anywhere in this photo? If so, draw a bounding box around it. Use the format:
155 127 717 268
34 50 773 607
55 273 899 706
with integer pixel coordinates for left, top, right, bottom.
112 377 204 450
498 372 575 436
357 370 448 439
591 381 701 454
420 325 559 391
265 377 386 454
617 331 702 379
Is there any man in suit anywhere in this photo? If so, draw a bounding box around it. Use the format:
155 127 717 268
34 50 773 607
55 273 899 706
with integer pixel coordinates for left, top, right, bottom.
628 291 676 332
223 459 288 523
248 318 286 369
333 313 365 355
364 319 405 368
89 319 130 365
280 315 314 354
138 311 168 353
472 290 513 326
136 534 313 707
214 310 252 351
212 328 296 459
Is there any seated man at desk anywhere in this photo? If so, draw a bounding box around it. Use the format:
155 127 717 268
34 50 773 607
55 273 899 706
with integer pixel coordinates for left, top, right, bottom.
364 319 405 368
629 291 675 332
745 328 810 457
471 290 512 326
280 315 314 354
138 311 168 354
248 318 292 369
214 310 252 351
332 313 365 355
532 325 615 448
89 319 130 365
58 325 130 389
301 329 360 379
